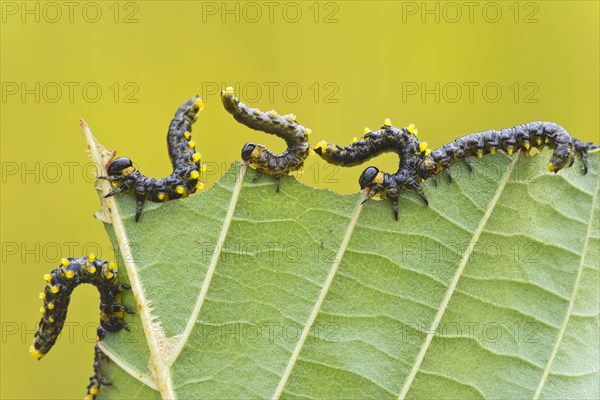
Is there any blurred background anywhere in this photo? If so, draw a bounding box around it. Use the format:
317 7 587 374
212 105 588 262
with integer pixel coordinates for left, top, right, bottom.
1 1 598 398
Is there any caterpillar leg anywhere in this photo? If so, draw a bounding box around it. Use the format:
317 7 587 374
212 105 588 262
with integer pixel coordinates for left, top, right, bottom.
391 196 399 221
102 303 135 314
463 158 473 173
574 140 600 175
103 181 130 198
275 177 281 193
97 175 122 182
410 182 429 206
251 170 263 183
361 187 380 205
135 194 145 222
445 168 453 183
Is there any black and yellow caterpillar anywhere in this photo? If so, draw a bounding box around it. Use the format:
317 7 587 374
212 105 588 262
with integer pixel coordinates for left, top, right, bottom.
221 87 311 191
100 96 205 221
30 255 132 399
315 120 599 220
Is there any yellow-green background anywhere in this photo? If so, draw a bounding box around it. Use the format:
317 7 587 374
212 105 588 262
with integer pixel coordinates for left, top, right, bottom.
1 1 598 398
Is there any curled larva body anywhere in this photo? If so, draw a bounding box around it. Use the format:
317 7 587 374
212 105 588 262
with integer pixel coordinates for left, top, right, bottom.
30 256 132 360
314 121 430 220
100 96 205 221
221 88 311 190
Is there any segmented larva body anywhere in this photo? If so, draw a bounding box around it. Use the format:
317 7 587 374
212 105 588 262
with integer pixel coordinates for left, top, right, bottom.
314 120 599 220
221 87 311 191
30 255 132 360
100 96 206 221
424 121 599 176
85 344 110 400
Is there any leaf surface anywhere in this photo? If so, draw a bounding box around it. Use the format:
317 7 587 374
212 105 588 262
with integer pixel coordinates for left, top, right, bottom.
86 123 598 400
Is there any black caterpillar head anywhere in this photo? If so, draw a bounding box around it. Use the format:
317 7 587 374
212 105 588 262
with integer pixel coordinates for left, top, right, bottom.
241 142 257 162
107 157 134 176
359 166 380 189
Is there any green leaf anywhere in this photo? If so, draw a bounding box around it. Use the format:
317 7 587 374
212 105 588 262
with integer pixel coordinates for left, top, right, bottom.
83 124 599 400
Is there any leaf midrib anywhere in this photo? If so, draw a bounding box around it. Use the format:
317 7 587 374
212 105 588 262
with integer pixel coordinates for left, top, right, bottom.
272 196 365 399
397 152 522 400
167 165 248 366
82 121 174 398
533 161 599 399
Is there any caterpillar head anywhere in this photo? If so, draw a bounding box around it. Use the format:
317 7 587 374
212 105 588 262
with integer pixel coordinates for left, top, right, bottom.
547 145 572 173
359 166 383 190
241 142 258 162
359 166 388 202
107 157 135 177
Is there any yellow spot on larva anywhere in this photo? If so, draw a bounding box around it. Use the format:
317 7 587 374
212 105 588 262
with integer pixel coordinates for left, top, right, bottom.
175 185 186 194
90 386 99 395
425 148 432 156
506 147 514 155
87 265 97 274
50 286 59 294
108 262 117 271
535 137 542 145
490 147 496 155
384 118 392 126
188 140 196 149
309 149 316 156
375 172 384 184
522 140 531 150
88 253 96 262
39 292 46 300
47 302 54 310
419 142 428 152
353 137 358 143
528 147 540 157
60 258 70 267
270 110 277 117
475 149 483 158
290 113 296 121
407 124 415 134
192 153 202 163
316 140 328 154
196 182 205 190
43 274 52 282
364 127 371 134
225 86 234 94
184 131 191 139
195 98 205 110
105 271 114 280
201 164 207 172
305 128 312 135
254 108 260 115
65 270 74 279
547 163 556 172
190 170 200 179
157 192 166 201
39 307 46 314
29 345 44 359
413 128 419 137
48 316 55 323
